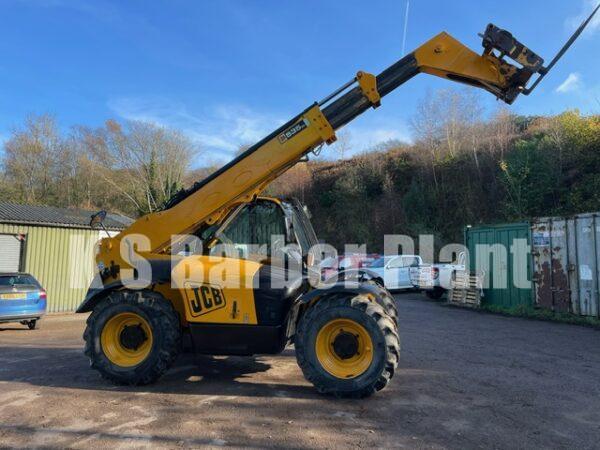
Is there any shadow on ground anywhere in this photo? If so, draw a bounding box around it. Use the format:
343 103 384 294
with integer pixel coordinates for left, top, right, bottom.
0 346 320 400
0 326 31 332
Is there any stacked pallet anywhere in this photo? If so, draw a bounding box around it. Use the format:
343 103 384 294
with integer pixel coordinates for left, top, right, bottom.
448 271 482 308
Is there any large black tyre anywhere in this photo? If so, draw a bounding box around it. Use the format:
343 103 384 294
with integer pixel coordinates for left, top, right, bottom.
295 295 400 398
365 280 398 328
83 290 181 385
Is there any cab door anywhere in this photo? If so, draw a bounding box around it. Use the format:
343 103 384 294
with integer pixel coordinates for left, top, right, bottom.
384 256 416 289
384 257 404 289
178 199 299 327
400 256 420 288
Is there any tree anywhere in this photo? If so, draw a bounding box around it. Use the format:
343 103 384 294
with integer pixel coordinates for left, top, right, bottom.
83 120 198 215
410 89 481 186
2 114 64 205
490 107 518 159
331 130 352 160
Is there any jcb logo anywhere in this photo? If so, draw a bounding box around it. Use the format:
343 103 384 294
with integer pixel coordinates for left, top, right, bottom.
185 283 226 317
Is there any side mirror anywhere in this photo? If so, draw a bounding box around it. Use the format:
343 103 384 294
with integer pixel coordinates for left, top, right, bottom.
90 210 107 229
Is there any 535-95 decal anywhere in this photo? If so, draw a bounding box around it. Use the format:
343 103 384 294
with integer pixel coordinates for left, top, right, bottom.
278 118 309 144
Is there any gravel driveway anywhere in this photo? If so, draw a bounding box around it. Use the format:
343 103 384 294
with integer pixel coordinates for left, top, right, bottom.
1 294 599 448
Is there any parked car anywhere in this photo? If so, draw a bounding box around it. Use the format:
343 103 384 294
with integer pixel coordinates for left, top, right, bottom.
0 273 46 329
417 252 466 299
366 255 423 290
320 253 380 281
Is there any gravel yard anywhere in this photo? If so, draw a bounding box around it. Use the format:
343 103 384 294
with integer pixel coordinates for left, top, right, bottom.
1 294 599 449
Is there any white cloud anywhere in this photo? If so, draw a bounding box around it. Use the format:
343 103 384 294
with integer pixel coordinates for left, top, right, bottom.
565 0 600 35
556 73 583 94
108 96 413 165
108 96 285 161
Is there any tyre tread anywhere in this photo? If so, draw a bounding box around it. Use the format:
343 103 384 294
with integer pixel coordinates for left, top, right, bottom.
295 294 400 398
83 290 181 386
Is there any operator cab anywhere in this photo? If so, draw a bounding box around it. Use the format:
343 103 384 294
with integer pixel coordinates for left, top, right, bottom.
179 197 322 355
196 197 319 270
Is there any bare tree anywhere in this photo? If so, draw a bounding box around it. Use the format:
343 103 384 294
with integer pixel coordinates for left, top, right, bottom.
2 114 63 204
331 129 352 160
411 90 441 187
490 107 517 159
83 120 198 214
268 162 312 201
411 88 485 186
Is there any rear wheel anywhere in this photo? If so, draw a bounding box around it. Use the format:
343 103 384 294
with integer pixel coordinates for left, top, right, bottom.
24 320 37 330
295 295 400 398
83 290 181 385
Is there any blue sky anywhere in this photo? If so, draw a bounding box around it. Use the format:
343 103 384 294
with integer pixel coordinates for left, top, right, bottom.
1 0 598 164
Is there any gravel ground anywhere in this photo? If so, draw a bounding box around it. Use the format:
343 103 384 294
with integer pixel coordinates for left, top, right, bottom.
1 293 599 449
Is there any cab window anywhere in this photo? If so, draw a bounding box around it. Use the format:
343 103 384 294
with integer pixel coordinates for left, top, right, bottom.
387 257 404 269
402 256 420 267
213 202 288 260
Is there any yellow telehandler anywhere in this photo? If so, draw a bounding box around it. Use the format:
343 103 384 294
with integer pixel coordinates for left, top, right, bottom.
78 8 598 397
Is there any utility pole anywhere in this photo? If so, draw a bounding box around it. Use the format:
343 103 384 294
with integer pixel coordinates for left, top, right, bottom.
402 0 410 55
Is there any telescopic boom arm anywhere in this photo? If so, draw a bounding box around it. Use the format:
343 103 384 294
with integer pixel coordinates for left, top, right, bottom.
109 10 597 255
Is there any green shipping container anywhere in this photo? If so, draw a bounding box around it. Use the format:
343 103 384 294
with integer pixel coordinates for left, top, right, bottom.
465 222 533 308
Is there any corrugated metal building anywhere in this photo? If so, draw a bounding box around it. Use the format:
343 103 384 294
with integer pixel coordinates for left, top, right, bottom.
0 202 132 313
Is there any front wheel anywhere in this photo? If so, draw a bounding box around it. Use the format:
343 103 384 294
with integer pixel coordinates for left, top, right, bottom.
83 290 181 385
365 280 398 328
295 295 400 398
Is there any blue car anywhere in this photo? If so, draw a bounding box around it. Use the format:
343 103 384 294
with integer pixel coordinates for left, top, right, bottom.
0 273 47 329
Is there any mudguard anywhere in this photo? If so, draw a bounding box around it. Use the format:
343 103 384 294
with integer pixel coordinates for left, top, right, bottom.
76 259 173 313
76 275 152 313
297 280 382 304
287 280 388 340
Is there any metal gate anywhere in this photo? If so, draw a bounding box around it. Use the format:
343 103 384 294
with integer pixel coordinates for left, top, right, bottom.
0 233 24 272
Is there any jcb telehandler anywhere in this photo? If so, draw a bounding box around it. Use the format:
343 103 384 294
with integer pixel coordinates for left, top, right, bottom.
78 8 598 397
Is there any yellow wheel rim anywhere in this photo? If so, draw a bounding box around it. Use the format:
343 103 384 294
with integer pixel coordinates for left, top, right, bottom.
315 318 374 379
100 312 153 367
